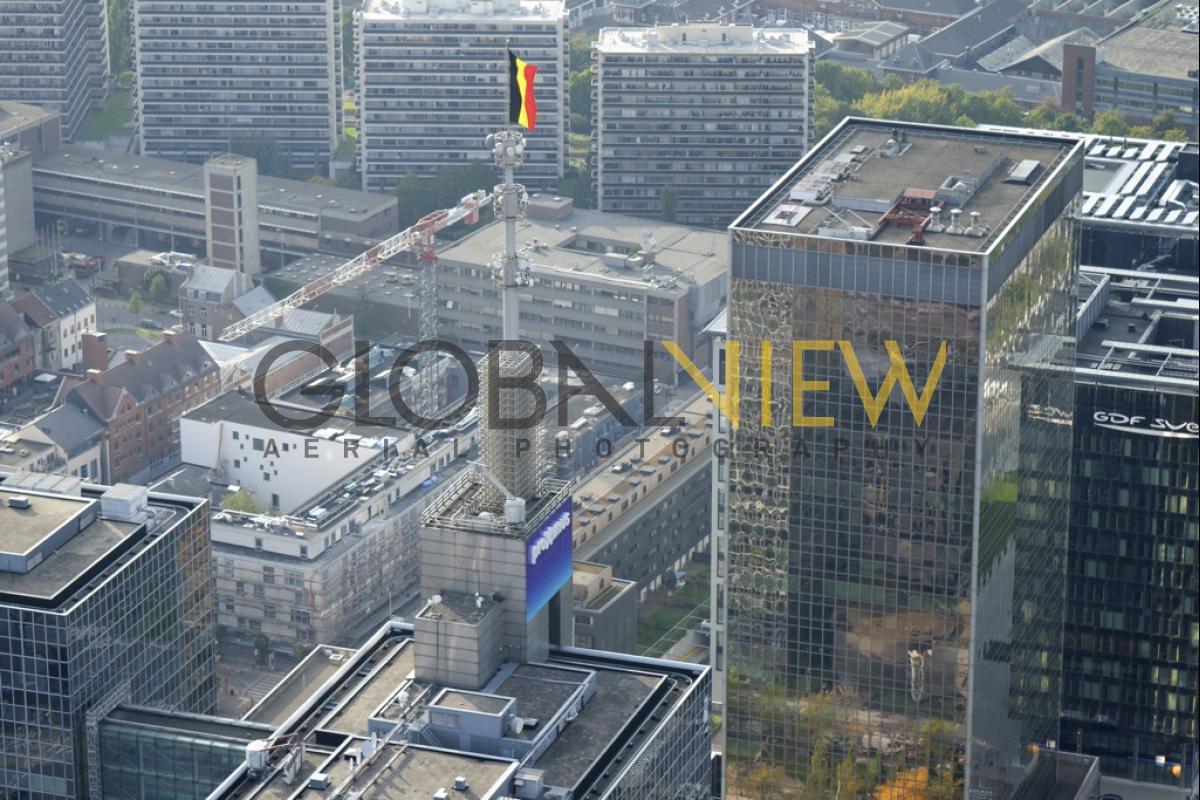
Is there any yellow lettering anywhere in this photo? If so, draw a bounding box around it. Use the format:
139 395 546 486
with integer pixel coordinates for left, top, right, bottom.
840 340 947 427
792 340 835 427
887 340 946 427
663 340 740 428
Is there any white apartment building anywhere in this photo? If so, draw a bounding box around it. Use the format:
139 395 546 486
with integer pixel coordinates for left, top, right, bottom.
180 391 412 514
207 422 476 648
0 0 107 139
358 0 567 193
592 24 813 227
133 0 342 174
14 278 97 371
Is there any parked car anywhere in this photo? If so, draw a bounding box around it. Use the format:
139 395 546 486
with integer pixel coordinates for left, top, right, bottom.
141 318 163 331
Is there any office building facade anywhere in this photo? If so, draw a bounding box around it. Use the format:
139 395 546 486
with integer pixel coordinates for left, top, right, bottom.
32 145 400 266
358 0 567 193
133 0 342 173
719 119 1083 799
0 0 106 140
592 24 812 227
434 199 728 381
1061 198 1198 786
0 477 216 799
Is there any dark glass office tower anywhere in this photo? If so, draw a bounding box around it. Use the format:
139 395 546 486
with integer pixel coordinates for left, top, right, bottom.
0 480 216 799
1064 265 1198 790
717 119 1082 800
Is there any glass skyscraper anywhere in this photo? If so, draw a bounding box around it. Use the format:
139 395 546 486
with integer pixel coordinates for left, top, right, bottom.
0 480 216 798
715 119 1083 799
1063 264 1198 789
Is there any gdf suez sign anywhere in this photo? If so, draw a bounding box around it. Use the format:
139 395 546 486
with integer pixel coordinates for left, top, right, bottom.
1092 411 1200 439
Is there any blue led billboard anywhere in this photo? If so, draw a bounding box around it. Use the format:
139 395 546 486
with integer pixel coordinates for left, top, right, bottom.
525 497 573 622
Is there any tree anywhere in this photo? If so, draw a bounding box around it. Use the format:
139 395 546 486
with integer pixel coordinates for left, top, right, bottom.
147 272 170 305
961 88 1025 126
1150 109 1181 138
393 172 425 226
1025 98 1084 132
254 634 270 665
807 740 832 794
107 0 131 73
221 490 266 514
569 34 593 74
873 767 929 800
230 137 292 179
1090 109 1129 137
570 70 593 134
813 84 854 141
858 81 958 126
814 61 878 104
835 754 864 799
558 163 594 210
660 185 678 223
393 160 496 229
127 290 143 315
954 114 976 129
342 4 358 78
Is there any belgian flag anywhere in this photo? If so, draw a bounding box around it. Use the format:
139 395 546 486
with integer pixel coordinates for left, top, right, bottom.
508 50 538 130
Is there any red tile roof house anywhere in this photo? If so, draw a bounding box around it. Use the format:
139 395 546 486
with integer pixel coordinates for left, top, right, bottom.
54 329 221 483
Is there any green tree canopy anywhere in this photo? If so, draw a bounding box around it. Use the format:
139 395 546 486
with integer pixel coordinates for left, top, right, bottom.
814 61 879 105
392 160 497 229
147 272 171 305
221 490 266 514
570 70 593 134
569 35 593 73
127 290 142 315
1090 109 1129 137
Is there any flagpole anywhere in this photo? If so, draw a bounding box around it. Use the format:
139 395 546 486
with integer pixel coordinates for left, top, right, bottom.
504 40 512 137
495 38 521 342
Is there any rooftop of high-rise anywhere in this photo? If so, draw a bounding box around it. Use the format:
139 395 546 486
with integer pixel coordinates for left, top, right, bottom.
0 474 200 611
1075 265 1198 392
1079 137 1198 236
734 118 1082 253
206 619 708 800
362 0 564 21
595 23 810 54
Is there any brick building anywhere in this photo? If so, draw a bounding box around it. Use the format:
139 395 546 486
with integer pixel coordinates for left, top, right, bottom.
57 329 220 483
0 298 35 399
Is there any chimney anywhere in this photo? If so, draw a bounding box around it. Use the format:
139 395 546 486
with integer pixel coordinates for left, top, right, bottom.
162 329 178 345
124 349 139 364
86 368 102 382
82 331 108 373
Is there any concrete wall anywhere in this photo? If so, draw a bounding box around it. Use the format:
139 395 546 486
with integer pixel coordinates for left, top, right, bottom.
179 416 379 513
1 150 34 253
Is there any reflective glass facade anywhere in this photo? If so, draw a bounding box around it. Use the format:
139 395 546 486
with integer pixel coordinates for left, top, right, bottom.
0 500 216 799
98 717 248 800
604 664 712 800
720 125 1081 800
1062 385 1198 788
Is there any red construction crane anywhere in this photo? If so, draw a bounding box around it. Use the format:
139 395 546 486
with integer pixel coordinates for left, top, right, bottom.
218 191 490 344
